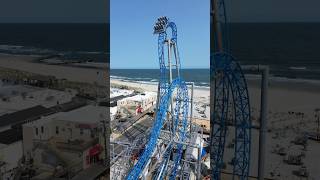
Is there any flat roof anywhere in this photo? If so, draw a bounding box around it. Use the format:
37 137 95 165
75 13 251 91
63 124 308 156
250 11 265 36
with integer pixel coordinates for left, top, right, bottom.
121 92 156 102
55 105 106 124
0 105 53 128
24 105 106 127
0 128 22 145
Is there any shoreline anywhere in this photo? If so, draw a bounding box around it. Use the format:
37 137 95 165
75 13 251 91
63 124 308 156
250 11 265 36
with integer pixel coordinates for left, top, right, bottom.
0 53 108 86
111 74 320 93
1 52 320 89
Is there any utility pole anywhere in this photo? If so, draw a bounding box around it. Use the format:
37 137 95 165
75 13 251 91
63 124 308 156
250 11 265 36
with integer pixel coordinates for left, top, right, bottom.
316 109 320 140
101 119 108 167
167 38 175 139
242 65 269 180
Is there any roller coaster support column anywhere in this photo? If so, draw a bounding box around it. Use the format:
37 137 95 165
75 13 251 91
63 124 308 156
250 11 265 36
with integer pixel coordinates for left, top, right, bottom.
167 39 173 83
197 126 203 180
173 42 180 77
212 0 224 52
197 146 201 180
166 38 175 140
259 66 269 180
242 65 269 180
189 82 194 131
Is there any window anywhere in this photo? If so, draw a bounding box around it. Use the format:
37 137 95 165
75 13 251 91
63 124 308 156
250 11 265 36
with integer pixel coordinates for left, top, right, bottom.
90 130 95 138
35 127 38 135
41 126 44 133
80 128 84 135
56 126 59 134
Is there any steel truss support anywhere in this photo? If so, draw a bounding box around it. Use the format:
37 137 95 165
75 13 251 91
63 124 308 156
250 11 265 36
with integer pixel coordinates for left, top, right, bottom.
211 0 252 179
126 17 191 180
211 53 251 180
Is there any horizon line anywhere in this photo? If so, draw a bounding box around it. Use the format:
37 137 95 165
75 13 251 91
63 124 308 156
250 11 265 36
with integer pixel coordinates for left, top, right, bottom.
111 67 209 70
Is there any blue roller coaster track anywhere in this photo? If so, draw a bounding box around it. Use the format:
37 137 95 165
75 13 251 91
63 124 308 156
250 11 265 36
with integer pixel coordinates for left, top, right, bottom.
211 0 251 180
126 17 189 180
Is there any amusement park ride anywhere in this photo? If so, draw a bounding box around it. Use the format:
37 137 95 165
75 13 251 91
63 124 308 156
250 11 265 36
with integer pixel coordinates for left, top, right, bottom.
126 16 191 179
211 0 251 179
111 17 204 179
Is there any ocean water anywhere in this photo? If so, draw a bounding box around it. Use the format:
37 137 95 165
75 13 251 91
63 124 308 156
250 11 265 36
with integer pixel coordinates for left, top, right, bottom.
111 69 210 88
0 23 109 62
229 23 320 80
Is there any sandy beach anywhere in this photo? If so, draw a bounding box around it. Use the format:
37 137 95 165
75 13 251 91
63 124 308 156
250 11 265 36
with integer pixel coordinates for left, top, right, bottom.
0 53 108 86
247 80 320 122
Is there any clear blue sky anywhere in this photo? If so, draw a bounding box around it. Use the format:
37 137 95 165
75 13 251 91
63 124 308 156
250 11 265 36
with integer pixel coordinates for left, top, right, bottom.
110 0 209 69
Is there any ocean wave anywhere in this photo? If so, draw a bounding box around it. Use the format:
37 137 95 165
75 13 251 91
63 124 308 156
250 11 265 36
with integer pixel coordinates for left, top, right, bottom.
110 75 130 80
0 44 107 62
270 76 320 84
110 74 155 81
0 44 53 55
76 51 108 55
121 79 159 86
194 85 210 90
289 66 307 70
0 45 24 49
245 74 320 85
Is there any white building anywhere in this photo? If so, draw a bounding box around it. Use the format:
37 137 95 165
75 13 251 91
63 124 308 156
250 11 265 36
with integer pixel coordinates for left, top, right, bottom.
22 105 106 174
117 92 157 112
110 106 118 121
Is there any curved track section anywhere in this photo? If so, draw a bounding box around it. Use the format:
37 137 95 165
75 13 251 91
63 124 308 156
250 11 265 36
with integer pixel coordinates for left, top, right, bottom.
211 0 251 179
211 53 251 180
126 79 189 180
126 18 189 180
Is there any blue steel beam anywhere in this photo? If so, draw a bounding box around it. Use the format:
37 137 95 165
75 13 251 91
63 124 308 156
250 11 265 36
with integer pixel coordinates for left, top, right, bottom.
211 0 251 179
211 52 251 180
126 18 189 180
126 78 189 180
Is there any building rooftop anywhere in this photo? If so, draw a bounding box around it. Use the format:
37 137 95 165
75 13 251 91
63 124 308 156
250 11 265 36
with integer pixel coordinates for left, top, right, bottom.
0 85 75 115
121 92 157 102
0 105 53 128
55 105 106 124
0 128 22 145
25 105 106 127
